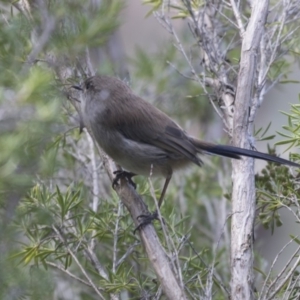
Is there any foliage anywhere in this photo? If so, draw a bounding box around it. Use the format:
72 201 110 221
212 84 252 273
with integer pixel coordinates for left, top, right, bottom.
255 99 300 234
256 154 300 233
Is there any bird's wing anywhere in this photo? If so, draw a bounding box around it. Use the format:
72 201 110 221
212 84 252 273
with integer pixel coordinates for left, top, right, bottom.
104 95 202 166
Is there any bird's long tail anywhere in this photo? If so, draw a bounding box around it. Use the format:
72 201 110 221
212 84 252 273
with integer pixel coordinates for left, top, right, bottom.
190 138 300 167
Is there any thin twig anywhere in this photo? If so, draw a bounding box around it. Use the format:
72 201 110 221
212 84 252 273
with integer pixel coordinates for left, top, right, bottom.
259 235 299 300
45 260 104 291
112 200 122 273
266 245 300 300
147 177 184 288
22 0 56 72
86 129 100 250
116 241 140 269
52 225 106 300
229 0 245 36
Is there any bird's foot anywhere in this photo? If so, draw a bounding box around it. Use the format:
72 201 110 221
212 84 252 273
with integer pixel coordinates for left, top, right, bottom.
112 170 136 189
134 211 165 234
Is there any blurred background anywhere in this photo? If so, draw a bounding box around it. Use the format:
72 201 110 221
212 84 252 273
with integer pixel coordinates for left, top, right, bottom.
0 0 300 299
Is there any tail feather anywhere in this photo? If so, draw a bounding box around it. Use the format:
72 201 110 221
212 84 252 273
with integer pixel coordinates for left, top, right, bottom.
190 139 300 167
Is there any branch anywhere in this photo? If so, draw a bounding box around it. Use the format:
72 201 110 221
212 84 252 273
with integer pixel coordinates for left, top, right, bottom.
231 1 270 299
112 170 187 299
230 0 246 36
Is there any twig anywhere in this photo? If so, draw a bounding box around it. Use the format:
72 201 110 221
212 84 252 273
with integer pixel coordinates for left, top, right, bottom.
45 260 104 291
283 272 300 300
266 245 300 300
52 225 106 300
154 11 230 130
116 241 140 269
185 239 231 298
229 0 245 36
85 246 109 281
86 129 100 250
22 0 56 72
259 236 299 299
112 200 122 273
148 177 185 290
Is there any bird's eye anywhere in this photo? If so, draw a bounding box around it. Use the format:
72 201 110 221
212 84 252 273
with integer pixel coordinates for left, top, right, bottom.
85 80 93 90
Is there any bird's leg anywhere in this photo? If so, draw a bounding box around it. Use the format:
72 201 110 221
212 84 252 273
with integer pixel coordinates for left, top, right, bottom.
134 175 172 233
112 170 137 189
134 211 161 234
158 175 172 208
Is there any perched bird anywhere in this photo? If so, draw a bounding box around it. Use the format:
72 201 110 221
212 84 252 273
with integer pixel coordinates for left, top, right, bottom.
74 75 300 207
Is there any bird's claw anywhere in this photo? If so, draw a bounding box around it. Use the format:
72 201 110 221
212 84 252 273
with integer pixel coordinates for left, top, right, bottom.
134 211 165 234
112 170 136 189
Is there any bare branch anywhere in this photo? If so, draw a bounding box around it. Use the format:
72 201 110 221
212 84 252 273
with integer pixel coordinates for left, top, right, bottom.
229 0 246 36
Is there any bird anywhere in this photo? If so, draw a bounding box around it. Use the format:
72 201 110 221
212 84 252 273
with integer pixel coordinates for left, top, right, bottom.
74 75 300 208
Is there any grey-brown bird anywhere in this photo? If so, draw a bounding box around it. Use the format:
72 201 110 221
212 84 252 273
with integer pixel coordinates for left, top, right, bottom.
75 75 300 207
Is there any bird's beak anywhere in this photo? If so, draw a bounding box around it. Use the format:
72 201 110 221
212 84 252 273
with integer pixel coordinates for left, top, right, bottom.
72 85 83 91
